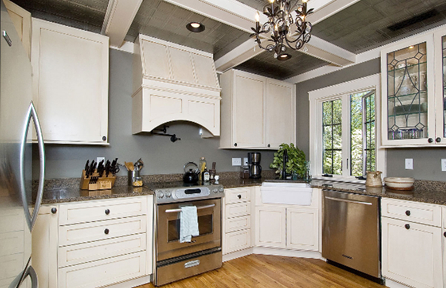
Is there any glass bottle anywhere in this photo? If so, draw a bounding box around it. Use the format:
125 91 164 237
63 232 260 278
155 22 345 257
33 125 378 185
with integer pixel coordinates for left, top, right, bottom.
202 166 210 183
199 157 207 182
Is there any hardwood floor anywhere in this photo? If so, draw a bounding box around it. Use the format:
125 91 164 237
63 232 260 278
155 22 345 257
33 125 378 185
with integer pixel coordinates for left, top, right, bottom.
137 254 387 288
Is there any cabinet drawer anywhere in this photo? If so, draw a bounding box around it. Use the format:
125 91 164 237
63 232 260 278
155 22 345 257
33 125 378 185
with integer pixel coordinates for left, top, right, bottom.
59 197 147 225
225 188 251 204
58 233 146 268
58 251 147 288
226 202 251 218
224 229 251 254
59 216 147 246
225 215 251 233
381 198 441 227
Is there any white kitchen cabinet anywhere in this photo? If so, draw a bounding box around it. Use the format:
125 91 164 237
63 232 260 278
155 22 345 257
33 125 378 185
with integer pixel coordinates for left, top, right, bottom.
31 18 109 145
286 207 318 251
3 0 31 58
32 196 153 288
255 205 286 248
223 187 253 255
220 69 296 149
381 198 442 288
381 27 446 147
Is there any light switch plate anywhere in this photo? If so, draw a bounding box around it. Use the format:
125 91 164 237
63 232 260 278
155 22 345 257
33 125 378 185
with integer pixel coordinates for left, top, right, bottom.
441 159 446 172
243 157 248 166
232 158 242 166
405 158 413 170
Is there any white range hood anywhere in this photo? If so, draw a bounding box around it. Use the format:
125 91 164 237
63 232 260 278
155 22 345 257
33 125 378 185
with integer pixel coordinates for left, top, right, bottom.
132 34 221 136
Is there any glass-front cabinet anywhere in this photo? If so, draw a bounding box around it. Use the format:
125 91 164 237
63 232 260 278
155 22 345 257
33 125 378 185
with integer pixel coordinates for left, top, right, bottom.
381 28 446 147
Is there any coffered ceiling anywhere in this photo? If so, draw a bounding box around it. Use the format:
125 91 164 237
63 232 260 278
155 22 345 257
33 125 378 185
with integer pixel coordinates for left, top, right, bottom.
9 0 446 81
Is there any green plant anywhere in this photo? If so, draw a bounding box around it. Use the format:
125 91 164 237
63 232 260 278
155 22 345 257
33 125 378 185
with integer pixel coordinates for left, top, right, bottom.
270 143 306 179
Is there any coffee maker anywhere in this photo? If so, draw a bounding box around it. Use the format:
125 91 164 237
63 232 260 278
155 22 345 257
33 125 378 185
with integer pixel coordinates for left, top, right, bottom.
247 152 262 179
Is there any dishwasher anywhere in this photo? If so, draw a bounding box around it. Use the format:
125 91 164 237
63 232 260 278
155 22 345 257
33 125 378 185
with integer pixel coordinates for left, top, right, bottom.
322 189 382 280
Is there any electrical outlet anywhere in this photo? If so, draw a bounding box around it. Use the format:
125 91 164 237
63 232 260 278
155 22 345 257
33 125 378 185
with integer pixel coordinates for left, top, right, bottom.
232 158 242 166
243 157 248 166
97 157 105 164
442 159 446 172
405 158 413 170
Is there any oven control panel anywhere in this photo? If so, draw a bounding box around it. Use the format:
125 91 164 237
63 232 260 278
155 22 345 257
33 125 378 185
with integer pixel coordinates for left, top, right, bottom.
155 184 224 204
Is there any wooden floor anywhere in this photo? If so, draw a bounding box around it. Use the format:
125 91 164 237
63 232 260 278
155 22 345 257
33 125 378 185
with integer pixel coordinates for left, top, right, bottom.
137 254 387 288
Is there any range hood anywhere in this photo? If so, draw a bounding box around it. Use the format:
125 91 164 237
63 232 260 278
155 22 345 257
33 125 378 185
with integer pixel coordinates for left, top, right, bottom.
132 35 221 136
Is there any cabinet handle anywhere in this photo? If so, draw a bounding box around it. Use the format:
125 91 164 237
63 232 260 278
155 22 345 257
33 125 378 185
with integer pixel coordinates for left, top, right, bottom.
237 194 241 199
234 143 237 147
105 209 110 215
428 138 434 143
405 210 410 216
405 224 410 230
436 137 441 143
102 136 107 141
51 208 57 214
104 228 109 235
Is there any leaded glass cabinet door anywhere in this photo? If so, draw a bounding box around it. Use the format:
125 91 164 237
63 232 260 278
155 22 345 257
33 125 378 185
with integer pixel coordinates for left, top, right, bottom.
381 35 435 146
434 29 446 145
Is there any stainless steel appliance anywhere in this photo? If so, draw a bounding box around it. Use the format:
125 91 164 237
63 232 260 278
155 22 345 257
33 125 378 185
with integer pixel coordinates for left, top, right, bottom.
247 152 262 179
322 189 381 280
153 182 224 286
1 1 46 287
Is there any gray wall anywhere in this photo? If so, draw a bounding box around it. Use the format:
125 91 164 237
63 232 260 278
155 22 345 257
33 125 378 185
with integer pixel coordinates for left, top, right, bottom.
295 58 446 181
36 49 275 179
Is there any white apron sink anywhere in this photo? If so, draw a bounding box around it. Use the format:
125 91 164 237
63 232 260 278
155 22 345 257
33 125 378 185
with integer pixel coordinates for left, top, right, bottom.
260 182 312 205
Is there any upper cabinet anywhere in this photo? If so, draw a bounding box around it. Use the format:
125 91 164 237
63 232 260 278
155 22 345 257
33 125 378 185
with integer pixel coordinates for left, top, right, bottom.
31 18 109 145
132 35 221 136
3 0 31 59
220 69 296 149
381 27 446 147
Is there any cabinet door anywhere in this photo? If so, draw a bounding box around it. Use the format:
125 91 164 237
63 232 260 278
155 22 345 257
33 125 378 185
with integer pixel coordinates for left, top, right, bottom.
382 217 442 288
255 206 286 248
31 19 109 144
287 207 318 251
265 79 296 149
434 29 446 145
32 205 59 288
3 0 31 58
232 72 265 148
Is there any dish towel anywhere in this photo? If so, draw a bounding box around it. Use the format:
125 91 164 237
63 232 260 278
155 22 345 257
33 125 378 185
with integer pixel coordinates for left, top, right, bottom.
180 206 199 243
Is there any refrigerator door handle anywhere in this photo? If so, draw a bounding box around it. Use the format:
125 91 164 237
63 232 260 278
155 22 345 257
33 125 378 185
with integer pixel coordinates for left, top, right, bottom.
20 101 45 231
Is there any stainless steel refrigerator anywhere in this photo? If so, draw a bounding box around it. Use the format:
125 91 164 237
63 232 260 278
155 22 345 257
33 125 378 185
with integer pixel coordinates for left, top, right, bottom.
1 1 45 287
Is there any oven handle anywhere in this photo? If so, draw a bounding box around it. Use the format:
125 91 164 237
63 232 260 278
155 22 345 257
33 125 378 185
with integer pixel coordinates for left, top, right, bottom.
165 204 216 213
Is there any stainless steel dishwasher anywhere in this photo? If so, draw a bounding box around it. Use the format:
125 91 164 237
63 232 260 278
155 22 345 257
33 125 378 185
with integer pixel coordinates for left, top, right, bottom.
322 189 381 279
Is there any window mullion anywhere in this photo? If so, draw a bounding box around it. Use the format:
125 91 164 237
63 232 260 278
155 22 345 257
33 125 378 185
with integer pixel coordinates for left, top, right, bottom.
342 93 351 177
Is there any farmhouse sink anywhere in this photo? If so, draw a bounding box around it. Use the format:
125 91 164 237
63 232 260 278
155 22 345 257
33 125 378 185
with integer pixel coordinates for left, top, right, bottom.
260 182 313 205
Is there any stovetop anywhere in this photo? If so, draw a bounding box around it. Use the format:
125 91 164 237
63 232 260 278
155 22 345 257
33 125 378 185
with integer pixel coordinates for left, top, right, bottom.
150 181 225 204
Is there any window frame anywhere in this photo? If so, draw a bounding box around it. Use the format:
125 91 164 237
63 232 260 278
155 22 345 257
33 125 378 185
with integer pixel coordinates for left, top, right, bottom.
309 74 386 182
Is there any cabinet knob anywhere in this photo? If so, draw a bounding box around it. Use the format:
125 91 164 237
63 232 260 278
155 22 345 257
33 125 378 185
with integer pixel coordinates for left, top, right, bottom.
51 208 57 214
436 137 441 143
405 210 410 216
268 144 270 147
237 194 241 199
444 232 446 237
104 228 109 235
105 209 110 215
428 138 434 143
234 143 237 147
102 136 107 141
405 224 410 230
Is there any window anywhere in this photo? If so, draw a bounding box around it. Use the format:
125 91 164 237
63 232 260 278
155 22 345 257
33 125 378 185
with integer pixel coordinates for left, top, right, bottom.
309 74 385 181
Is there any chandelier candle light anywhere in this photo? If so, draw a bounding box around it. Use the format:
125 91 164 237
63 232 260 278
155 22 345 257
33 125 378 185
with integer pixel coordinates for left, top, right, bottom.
251 0 313 60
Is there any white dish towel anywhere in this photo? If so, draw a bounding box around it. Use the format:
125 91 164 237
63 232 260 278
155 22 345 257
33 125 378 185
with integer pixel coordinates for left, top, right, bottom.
180 206 199 243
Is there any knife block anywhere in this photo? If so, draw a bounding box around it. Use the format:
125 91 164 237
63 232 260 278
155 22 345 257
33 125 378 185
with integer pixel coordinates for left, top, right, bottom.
80 170 116 190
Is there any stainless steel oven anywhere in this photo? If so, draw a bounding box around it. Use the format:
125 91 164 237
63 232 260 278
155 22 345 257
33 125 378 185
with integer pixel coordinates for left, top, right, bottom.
152 183 224 286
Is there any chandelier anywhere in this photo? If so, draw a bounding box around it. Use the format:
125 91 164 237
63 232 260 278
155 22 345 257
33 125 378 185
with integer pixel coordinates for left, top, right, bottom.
251 0 313 60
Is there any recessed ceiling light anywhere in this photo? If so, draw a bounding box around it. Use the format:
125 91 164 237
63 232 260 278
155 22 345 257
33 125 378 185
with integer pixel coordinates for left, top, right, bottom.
186 22 205 33
277 53 292 61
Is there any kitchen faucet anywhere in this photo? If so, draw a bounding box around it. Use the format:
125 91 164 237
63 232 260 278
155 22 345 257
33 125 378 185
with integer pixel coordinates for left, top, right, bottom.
282 149 288 180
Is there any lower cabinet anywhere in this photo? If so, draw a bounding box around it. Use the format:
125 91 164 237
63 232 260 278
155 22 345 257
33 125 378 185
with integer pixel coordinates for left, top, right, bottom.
32 196 153 288
381 198 442 288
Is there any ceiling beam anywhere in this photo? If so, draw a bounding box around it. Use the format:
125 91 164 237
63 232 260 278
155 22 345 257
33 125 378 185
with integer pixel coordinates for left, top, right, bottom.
102 0 143 48
166 0 358 72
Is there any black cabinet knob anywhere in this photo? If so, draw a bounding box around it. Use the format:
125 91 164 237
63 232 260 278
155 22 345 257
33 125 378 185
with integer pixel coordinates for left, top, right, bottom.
51 208 57 214
436 137 441 143
105 209 110 215
405 224 410 230
104 228 109 235
268 144 270 147
102 136 107 141
405 210 410 216
237 194 241 199
428 138 434 143
234 143 237 147
444 232 446 237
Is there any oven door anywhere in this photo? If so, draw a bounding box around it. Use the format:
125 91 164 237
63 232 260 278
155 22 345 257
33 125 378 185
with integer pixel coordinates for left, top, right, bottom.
156 198 221 261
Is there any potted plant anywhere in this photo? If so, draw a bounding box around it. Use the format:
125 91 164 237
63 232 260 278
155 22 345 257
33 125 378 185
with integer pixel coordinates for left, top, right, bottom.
270 143 307 179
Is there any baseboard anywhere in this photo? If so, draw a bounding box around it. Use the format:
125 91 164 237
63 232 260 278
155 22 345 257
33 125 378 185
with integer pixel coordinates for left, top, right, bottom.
223 247 323 262
384 278 411 288
105 275 152 288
